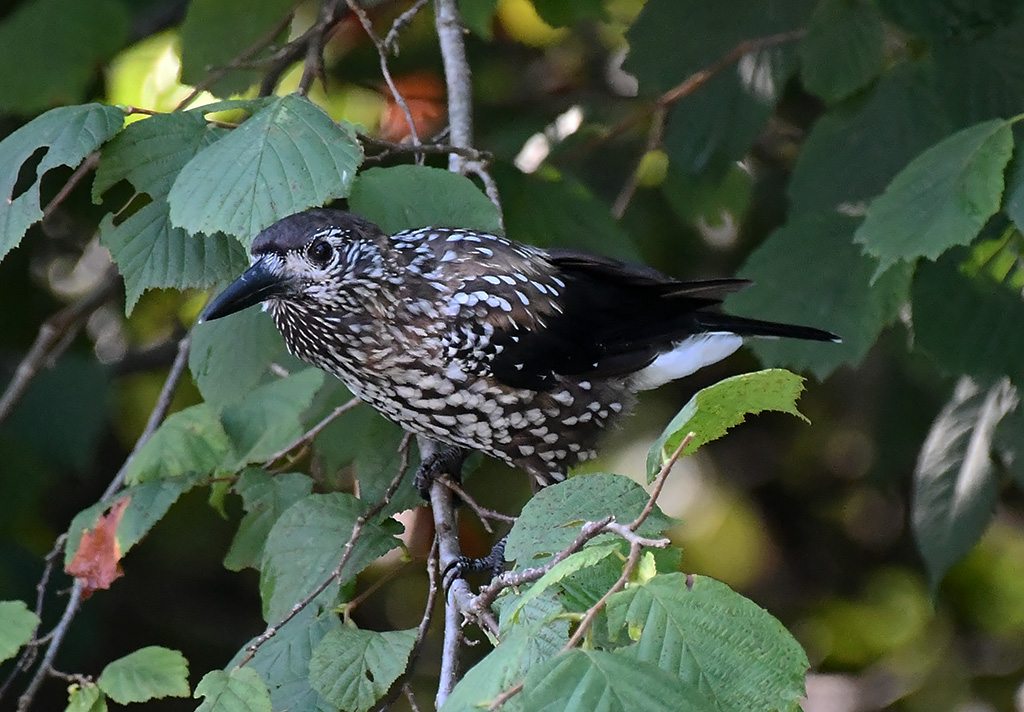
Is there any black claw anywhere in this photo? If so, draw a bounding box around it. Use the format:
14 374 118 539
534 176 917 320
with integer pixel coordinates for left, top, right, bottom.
414 446 468 499
443 535 508 593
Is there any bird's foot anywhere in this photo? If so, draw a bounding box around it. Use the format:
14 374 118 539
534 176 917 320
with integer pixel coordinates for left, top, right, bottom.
414 446 468 500
443 535 507 592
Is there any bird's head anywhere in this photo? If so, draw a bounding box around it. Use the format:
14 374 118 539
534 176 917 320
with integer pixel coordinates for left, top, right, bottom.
199 209 391 323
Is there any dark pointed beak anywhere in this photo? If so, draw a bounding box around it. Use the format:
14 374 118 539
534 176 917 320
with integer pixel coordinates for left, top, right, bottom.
198 258 289 323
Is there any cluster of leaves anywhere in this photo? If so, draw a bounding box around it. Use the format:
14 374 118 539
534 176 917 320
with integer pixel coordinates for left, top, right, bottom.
0 369 813 711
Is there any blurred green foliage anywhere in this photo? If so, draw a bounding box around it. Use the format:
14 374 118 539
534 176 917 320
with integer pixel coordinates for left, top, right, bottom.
0 0 1023 710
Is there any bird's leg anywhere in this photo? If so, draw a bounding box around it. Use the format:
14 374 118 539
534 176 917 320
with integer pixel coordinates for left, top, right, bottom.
414 445 469 500
443 535 507 592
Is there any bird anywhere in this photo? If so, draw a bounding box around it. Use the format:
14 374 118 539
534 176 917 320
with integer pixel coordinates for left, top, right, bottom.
199 208 839 495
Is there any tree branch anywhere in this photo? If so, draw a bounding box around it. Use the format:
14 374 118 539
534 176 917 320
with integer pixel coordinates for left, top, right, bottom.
0 267 120 429
264 395 362 470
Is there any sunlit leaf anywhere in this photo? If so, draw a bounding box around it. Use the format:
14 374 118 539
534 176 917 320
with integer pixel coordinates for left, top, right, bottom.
646 369 808 481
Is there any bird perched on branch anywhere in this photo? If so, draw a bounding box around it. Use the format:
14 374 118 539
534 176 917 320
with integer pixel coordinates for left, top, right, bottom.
200 209 838 493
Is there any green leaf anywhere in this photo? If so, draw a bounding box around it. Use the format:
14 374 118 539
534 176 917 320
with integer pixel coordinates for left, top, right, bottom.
663 44 795 178
854 119 1014 277
520 648 713 712
495 163 641 261
799 0 886 103
912 250 1024 385
194 668 271 712
995 394 1024 490
308 627 417 711
220 368 325 469
97 646 190 704
66 683 107 712
913 377 1019 588
458 0 500 38
0 0 128 114
789 61 953 216
506 544 621 622
260 493 402 622
94 111 229 200
168 95 363 243
624 0 811 95
65 473 206 567
879 0 1022 41
223 469 314 572
624 0 807 178
0 600 39 663
190 308 300 409
229 605 340 712
349 165 503 235
726 212 913 379
606 573 808 712
123 403 229 485
100 201 251 314
505 473 673 568
933 20 1024 126
532 0 605 27
180 0 295 97
646 370 808 481
0 103 124 262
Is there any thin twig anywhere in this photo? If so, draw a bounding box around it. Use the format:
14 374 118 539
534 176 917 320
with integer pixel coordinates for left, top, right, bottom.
176 8 298 109
43 153 101 220
238 434 414 666
298 0 338 94
358 133 491 162
372 537 439 712
433 0 472 171
572 29 806 158
631 432 694 532
439 476 516 534
102 333 194 500
0 268 120 429
611 104 665 219
383 0 430 52
16 583 83 712
264 396 362 469
346 0 421 146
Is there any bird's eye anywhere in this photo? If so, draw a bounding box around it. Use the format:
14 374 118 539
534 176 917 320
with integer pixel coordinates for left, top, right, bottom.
307 239 333 266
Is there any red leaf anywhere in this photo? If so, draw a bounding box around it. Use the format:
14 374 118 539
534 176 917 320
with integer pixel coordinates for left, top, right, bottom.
378 72 447 143
66 497 130 598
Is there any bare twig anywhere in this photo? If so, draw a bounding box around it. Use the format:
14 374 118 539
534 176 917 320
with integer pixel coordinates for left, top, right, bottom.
358 133 491 162
298 0 339 94
346 0 422 146
264 396 362 469
439 475 516 534
611 104 665 219
43 153 101 220
176 8 297 110
573 29 805 159
238 434 414 666
631 432 694 532
383 0 430 52
0 268 120 429
16 583 83 712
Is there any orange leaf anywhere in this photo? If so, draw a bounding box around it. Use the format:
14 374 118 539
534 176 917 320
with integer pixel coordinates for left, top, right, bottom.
378 72 447 143
66 497 130 598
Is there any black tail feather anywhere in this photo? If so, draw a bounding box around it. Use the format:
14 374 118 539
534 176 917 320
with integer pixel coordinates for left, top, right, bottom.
696 313 841 343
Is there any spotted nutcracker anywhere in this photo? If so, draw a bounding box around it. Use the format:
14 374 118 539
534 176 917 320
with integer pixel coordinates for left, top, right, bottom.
199 209 839 492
